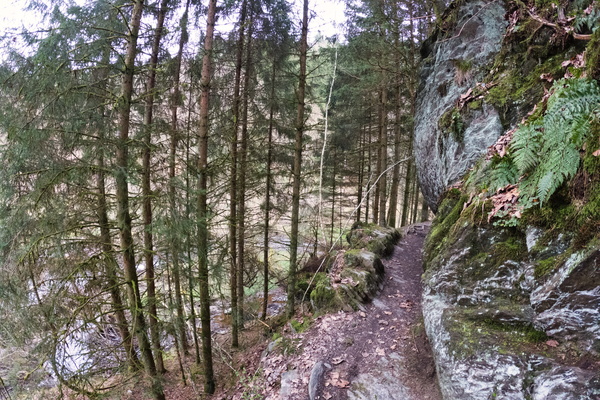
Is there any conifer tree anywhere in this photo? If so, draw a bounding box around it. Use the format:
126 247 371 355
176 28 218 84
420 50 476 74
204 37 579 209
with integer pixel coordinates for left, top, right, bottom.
197 0 218 393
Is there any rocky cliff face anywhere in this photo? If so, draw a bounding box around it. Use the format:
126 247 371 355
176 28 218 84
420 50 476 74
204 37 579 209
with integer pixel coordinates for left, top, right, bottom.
414 0 506 212
416 0 600 398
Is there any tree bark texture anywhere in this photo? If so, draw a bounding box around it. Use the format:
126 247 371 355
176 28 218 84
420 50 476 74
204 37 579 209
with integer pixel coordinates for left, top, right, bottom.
287 0 309 318
114 1 165 398
197 0 217 393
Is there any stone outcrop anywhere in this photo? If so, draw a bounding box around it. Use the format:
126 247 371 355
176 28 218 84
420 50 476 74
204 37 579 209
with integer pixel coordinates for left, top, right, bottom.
422 193 600 399
414 0 507 211
416 0 600 398
309 223 400 312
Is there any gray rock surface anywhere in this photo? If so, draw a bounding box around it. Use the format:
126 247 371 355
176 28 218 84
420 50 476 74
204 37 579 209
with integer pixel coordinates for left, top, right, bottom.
413 0 507 211
422 210 600 400
308 361 327 400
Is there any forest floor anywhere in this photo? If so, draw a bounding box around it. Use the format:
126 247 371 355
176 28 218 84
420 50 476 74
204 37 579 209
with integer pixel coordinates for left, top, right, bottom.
75 222 441 400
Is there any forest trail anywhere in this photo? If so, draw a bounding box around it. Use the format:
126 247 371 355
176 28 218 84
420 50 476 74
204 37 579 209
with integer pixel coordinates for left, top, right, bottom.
257 222 442 400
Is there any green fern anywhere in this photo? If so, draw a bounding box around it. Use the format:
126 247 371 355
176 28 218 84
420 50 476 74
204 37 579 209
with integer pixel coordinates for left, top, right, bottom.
511 123 543 175
512 78 600 206
487 156 519 192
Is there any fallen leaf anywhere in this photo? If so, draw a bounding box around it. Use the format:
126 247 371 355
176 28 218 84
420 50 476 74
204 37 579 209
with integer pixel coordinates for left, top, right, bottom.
332 357 345 365
383 311 392 315
390 344 397 350
546 339 559 347
359 311 366 318
333 379 350 388
593 149 600 157
376 347 386 356
323 392 333 400
379 320 389 325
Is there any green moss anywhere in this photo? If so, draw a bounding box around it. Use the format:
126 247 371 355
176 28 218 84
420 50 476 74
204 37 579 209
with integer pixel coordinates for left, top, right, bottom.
424 192 469 266
439 107 465 142
290 317 312 333
468 99 483 110
447 313 548 359
533 250 575 279
310 277 339 311
490 236 527 266
586 28 600 79
485 48 571 127
534 256 558 278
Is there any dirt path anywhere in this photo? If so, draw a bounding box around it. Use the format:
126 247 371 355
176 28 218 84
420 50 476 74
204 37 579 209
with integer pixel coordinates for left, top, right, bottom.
258 222 442 400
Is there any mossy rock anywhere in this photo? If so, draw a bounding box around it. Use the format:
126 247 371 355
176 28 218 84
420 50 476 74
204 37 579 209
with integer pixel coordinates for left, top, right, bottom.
310 249 385 312
346 222 401 257
424 189 468 267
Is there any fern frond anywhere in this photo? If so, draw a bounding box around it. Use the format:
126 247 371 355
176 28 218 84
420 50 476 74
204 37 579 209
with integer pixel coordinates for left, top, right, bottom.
536 170 555 205
511 123 542 174
487 157 519 192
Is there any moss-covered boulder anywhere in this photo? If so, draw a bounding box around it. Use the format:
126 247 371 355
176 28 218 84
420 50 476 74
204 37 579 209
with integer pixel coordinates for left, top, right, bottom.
310 224 398 312
310 249 386 312
346 222 401 257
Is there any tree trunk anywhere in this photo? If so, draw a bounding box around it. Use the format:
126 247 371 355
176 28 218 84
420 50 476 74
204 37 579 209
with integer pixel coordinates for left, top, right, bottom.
114 1 165 399
400 158 413 227
387 64 402 228
287 0 309 318
237 3 254 328
95 46 139 372
377 85 388 226
142 0 170 373
356 124 365 223
197 0 217 393
365 117 373 223
229 0 248 348
411 174 420 224
169 0 192 358
261 61 277 321
330 149 336 246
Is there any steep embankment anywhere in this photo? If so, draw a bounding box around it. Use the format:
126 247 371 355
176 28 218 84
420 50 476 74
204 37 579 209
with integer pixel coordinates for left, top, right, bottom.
415 0 600 398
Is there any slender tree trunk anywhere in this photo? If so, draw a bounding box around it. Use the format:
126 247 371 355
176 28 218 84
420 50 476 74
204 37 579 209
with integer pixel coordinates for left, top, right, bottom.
330 149 336 245
365 118 372 223
169 0 192 358
388 46 403 228
95 47 139 372
185 62 201 366
261 61 277 321
356 124 365 223
165 254 187 385
98 139 140 372
237 4 254 328
377 85 388 226
229 0 248 348
142 0 170 373
411 174 420 224
401 157 414 227
372 97 381 225
420 198 429 222
114 1 165 399
287 0 309 318
197 0 217 393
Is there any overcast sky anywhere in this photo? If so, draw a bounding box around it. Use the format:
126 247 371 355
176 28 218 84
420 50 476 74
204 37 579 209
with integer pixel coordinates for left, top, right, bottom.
0 0 347 40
